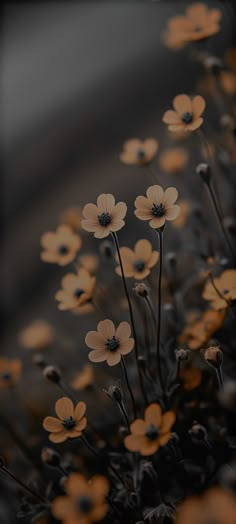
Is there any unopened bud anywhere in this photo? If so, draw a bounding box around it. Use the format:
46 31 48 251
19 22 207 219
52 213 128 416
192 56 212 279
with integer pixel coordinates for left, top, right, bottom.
43 365 61 383
175 349 190 362
134 283 148 298
202 346 223 369
196 163 211 184
189 421 208 443
204 56 223 76
41 447 61 467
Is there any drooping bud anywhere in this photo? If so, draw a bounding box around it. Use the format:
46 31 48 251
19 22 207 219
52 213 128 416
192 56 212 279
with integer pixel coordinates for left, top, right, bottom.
202 345 223 369
175 348 190 362
41 447 61 468
134 283 148 298
196 163 211 184
43 365 61 383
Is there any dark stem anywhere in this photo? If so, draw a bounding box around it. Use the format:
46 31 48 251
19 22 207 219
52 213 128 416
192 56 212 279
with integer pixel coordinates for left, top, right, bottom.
156 229 165 395
207 182 235 262
118 400 130 429
145 295 157 327
81 434 100 457
121 357 137 419
216 367 223 389
0 465 46 504
111 231 147 405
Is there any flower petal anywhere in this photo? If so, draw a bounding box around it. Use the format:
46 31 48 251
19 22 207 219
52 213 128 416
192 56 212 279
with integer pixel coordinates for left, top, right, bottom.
165 205 180 221
162 110 181 124
130 419 147 435
119 339 134 355
145 403 162 427
43 416 63 432
82 203 99 220
124 434 147 452
97 319 115 340
89 349 108 363
149 216 166 229
146 185 164 205
192 95 206 118
173 94 192 115
134 239 152 262
55 397 74 420
163 187 178 207
74 401 86 421
116 321 131 341
49 430 68 443
97 194 115 213
160 411 176 433
85 331 105 350
106 352 121 366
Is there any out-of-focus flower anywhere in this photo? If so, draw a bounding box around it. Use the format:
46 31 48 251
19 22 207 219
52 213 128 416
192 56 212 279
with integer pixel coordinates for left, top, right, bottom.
172 200 191 229
52 473 109 524
85 319 134 366
115 239 159 280
163 3 222 51
60 207 83 231
134 185 180 229
82 194 127 239
175 487 236 524
220 71 236 95
124 403 175 456
202 270 236 310
120 138 159 165
43 397 87 443
71 364 94 390
162 94 205 133
18 320 54 350
40 225 81 266
78 253 99 275
55 268 95 311
179 366 202 391
159 147 188 174
0 358 22 389
178 309 225 350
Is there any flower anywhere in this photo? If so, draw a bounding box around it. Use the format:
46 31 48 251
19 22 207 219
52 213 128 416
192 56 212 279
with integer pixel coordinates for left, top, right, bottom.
82 194 127 238
124 403 176 456
159 147 188 174
52 473 109 524
60 207 83 231
179 366 202 391
55 268 95 311
203 345 223 368
71 365 94 390
0 358 22 389
120 138 159 165
85 319 134 366
163 3 222 51
202 270 236 310
134 185 180 229
115 239 159 280
77 254 99 275
176 487 236 524
178 309 225 350
18 320 54 350
43 397 87 443
162 94 205 133
40 225 81 266
172 200 191 229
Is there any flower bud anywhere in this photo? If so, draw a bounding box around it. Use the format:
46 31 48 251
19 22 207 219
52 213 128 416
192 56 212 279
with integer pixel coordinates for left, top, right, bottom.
202 346 223 369
175 349 190 362
189 421 208 443
134 283 148 298
204 56 223 76
103 383 123 404
32 353 47 369
196 163 211 184
43 365 61 383
41 447 61 467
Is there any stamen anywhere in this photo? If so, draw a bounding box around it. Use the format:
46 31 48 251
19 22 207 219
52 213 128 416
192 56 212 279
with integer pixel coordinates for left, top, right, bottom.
62 416 76 430
98 212 111 227
181 112 193 124
137 149 145 160
134 260 145 272
105 336 119 352
77 496 93 514
145 424 159 441
58 244 69 255
74 288 84 299
151 203 165 217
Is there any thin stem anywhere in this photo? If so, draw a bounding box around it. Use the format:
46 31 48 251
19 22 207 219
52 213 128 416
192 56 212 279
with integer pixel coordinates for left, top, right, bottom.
111 231 147 405
81 434 100 457
118 401 130 429
0 416 42 473
208 272 229 305
58 381 77 403
216 367 223 389
156 229 165 394
121 356 137 419
145 295 157 327
0 465 47 503
207 182 235 262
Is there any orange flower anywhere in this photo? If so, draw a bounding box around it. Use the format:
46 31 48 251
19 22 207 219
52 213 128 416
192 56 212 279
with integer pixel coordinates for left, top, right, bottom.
172 200 191 229
85 319 134 366
82 194 127 238
202 270 236 310
120 138 159 165
124 403 176 456
159 147 188 174
179 366 202 391
163 3 222 50
71 364 94 390
43 397 87 443
40 225 81 266
162 94 205 133
60 207 83 231
0 358 22 389
52 473 109 524
115 239 159 280
178 309 225 350
176 487 236 524
55 268 95 311
78 254 99 275
18 320 54 350
134 185 180 229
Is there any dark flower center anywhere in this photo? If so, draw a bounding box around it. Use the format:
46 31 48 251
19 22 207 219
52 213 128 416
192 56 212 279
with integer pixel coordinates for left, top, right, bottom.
58 244 69 255
137 149 145 160
151 203 165 217
76 496 93 514
62 416 76 430
134 259 145 272
0 372 11 381
74 288 84 299
105 336 119 352
145 424 159 441
181 112 193 124
98 212 111 227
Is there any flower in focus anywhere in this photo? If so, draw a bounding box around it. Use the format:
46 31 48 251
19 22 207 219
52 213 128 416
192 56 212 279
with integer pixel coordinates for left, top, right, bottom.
202 270 236 310
179 366 202 391
162 94 205 132
40 225 81 266
172 200 191 229
82 194 127 239
163 3 222 51
120 138 159 165
71 364 94 391
115 239 159 280
178 309 225 350
55 268 95 311
60 207 83 231
124 403 176 456
134 185 180 229
52 473 109 524
176 487 236 524
43 397 87 443
85 319 134 366
78 253 99 275
159 147 188 174
18 320 54 350
0 358 22 389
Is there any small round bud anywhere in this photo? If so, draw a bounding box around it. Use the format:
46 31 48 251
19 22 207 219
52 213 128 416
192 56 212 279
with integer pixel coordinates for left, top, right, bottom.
204 56 223 76
119 425 129 437
103 383 123 404
41 447 61 467
32 353 47 369
202 346 223 369
175 349 190 362
196 163 211 184
134 283 148 298
43 365 61 383
189 421 208 442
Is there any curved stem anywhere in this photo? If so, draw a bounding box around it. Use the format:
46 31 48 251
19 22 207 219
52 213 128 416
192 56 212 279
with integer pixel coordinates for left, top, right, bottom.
156 229 165 395
0 465 47 503
207 182 235 262
121 357 137 419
